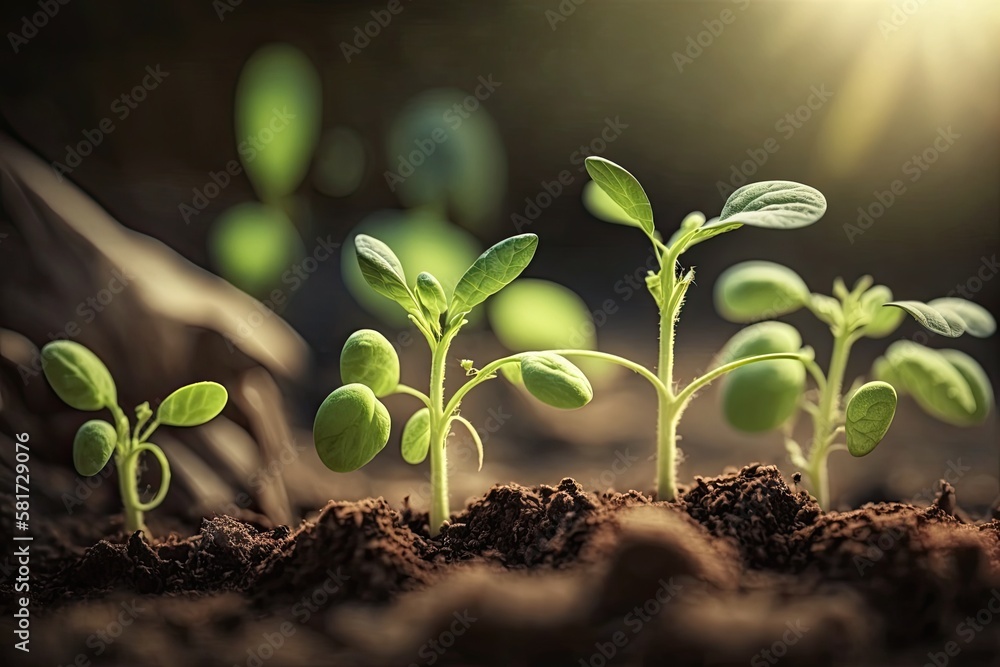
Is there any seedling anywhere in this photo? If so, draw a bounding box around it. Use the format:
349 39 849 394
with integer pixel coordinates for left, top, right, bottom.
314 234 595 535
714 263 996 507
41 340 228 535
562 157 827 500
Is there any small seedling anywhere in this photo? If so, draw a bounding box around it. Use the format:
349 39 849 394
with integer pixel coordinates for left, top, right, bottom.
314 234 594 535
561 157 827 500
41 340 228 535
714 264 996 507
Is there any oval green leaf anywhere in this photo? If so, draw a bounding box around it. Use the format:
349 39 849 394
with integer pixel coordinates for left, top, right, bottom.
884 341 977 425
582 180 644 228
860 285 904 338
846 381 897 457
713 261 809 323
415 272 448 322
41 341 117 411
401 408 431 465
937 349 994 425
716 181 827 229
928 298 996 338
448 234 538 324
157 382 228 427
884 300 965 338
313 383 390 472
583 157 654 234
355 234 419 315
520 353 594 410
718 322 805 433
73 419 118 476
235 43 322 202
340 329 400 398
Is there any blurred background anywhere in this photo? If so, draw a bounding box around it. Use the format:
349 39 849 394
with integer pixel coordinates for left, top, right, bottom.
1 0 997 531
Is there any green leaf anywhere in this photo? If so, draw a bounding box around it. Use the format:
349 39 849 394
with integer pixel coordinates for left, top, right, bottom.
937 349 994 425
235 43 322 202
713 261 809 323
859 285 904 338
928 298 996 338
340 329 400 398
846 381 897 457
520 353 594 410
884 341 977 425
448 234 538 324
157 382 228 427
486 279 612 382
884 300 967 338
73 420 118 476
415 272 448 323
313 384 390 472
583 157 654 234
400 408 431 465
582 180 641 227
355 234 419 315
717 321 805 433
41 341 117 411
716 181 827 229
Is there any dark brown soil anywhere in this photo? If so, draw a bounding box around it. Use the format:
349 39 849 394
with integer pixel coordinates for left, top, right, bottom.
3 464 999 666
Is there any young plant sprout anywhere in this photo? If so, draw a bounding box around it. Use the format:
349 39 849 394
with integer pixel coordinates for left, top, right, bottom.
40 340 228 535
314 234 595 535
714 264 996 508
564 156 828 501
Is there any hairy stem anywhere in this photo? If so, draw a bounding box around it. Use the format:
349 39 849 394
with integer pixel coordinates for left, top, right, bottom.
428 336 452 536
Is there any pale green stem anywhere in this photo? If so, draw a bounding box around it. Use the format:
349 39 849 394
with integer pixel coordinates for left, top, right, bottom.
107 404 146 535
130 443 171 512
427 329 462 536
674 352 815 406
393 384 431 408
807 333 853 509
138 419 159 445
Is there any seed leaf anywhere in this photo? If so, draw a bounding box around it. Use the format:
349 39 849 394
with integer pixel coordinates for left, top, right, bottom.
157 382 228 427
928 298 996 338
714 261 809 323
583 159 654 234
73 420 118 476
449 234 538 323
884 300 967 338
846 381 897 457
716 181 827 229
520 353 594 410
937 349 994 425
340 329 400 398
41 341 117 411
401 408 431 465
884 341 977 425
313 384 390 472
355 234 419 315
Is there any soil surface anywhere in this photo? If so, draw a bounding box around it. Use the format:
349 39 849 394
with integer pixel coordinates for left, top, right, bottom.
3 464 1000 666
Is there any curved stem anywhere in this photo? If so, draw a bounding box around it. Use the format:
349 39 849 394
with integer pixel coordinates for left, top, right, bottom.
675 352 812 406
443 354 524 419
393 384 431 408
130 443 171 512
451 415 484 471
